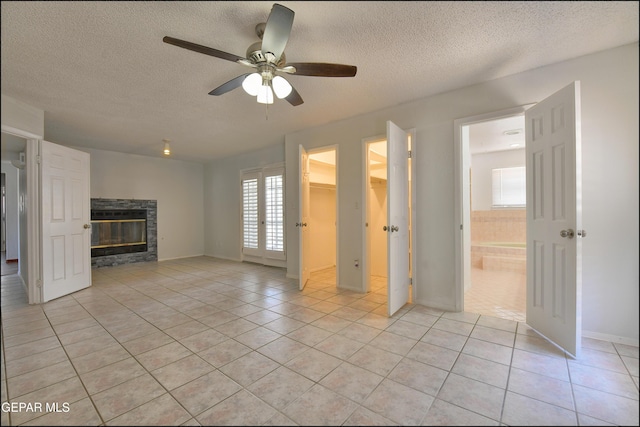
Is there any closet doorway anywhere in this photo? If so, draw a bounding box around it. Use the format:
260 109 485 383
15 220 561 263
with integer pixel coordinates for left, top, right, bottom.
305 147 338 289
364 139 389 296
363 124 414 316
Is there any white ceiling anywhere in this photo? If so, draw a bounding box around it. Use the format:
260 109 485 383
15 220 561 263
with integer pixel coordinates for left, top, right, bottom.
1 1 638 163
468 115 525 155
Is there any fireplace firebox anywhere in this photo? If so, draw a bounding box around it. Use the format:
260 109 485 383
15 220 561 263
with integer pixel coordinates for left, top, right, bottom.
90 199 157 267
91 209 147 257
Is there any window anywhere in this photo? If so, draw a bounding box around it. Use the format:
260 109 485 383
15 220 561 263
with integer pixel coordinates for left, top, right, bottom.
264 174 284 252
241 166 285 261
492 166 526 208
242 177 259 250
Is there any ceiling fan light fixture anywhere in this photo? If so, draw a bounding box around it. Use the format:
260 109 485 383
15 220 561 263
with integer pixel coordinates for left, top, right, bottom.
272 75 292 99
242 73 262 96
257 84 274 104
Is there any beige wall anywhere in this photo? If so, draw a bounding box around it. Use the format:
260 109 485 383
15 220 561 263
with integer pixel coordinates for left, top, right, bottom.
369 180 387 278
309 185 336 272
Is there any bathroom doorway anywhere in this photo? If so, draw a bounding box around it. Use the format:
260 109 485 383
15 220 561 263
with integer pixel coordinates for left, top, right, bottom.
464 115 527 321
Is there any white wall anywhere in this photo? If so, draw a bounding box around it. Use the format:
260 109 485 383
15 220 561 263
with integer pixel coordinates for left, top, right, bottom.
77 147 205 261
1 94 44 139
472 148 525 210
1 161 20 260
204 144 284 261
284 43 638 343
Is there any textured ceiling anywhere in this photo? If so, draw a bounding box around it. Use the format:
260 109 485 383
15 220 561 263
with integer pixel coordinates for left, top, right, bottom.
1 1 638 163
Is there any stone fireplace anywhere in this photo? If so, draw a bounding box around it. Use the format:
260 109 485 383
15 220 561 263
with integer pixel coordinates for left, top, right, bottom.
90 198 157 267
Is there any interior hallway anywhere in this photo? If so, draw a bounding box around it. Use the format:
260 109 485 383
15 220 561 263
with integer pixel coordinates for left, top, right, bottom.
1 251 19 276
1 257 638 426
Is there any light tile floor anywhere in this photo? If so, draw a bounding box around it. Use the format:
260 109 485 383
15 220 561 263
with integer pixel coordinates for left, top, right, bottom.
1 257 638 426
466 268 526 323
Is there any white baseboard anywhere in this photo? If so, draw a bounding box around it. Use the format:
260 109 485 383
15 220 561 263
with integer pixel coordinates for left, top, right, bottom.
582 330 639 347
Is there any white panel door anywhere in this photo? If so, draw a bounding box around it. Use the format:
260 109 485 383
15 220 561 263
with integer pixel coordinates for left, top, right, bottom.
299 145 310 290
526 81 582 358
41 140 91 302
387 121 410 316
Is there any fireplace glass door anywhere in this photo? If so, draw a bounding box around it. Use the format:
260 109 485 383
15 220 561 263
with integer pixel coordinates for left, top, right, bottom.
91 209 147 257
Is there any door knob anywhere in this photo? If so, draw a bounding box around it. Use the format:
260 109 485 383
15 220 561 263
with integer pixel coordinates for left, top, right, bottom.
383 225 388 232
83 224 91 229
560 229 574 239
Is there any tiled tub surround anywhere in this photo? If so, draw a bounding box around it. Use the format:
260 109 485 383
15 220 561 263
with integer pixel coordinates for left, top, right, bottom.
1 257 638 426
471 210 526 273
90 199 157 268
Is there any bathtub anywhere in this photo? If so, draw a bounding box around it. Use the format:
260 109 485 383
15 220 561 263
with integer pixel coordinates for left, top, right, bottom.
471 242 526 273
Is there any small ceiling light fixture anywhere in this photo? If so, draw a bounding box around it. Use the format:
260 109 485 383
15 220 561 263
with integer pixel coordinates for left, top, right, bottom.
503 129 523 136
163 139 171 156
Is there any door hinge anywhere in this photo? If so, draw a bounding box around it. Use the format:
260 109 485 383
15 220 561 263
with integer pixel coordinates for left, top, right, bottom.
408 150 412 159
409 277 412 285
36 155 41 164
460 224 463 230
36 279 43 288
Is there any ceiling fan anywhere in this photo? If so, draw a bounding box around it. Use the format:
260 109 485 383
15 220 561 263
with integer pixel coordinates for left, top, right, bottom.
163 3 357 106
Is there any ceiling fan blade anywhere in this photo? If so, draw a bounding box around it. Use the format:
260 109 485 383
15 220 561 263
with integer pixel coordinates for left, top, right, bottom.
209 73 251 96
261 4 294 62
285 85 304 106
285 62 357 77
163 36 245 63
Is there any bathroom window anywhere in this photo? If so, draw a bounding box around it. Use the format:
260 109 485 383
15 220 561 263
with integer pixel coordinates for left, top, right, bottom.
492 166 525 208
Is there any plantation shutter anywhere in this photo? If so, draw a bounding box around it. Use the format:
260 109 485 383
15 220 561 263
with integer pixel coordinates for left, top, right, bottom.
265 174 284 252
242 177 259 252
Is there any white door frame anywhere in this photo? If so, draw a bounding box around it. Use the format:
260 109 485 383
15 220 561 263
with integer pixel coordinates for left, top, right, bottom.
299 144 340 289
453 105 534 312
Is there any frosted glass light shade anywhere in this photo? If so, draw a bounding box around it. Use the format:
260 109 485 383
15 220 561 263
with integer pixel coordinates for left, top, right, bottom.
257 85 274 104
272 76 292 99
242 73 262 96
163 140 171 156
